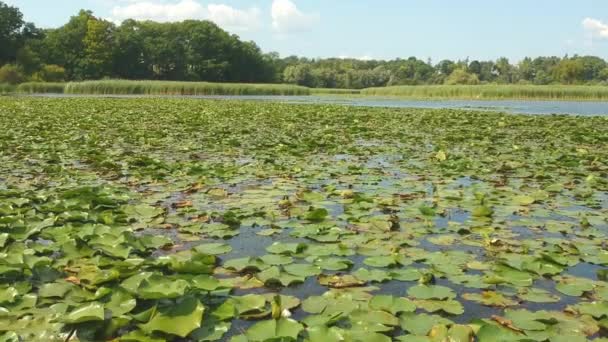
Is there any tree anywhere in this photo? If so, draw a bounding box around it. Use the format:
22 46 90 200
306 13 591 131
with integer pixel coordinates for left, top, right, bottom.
517 57 535 82
81 17 115 79
113 20 150 79
468 60 482 76
553 59 584 84
42 10 93 79
445 68 479 85
0 1 24 64
283 64 314 87
437 60 456 76
494 57 514 83
16 44 42 75
576 56 606 82
599 68 608 82
33 64 65 82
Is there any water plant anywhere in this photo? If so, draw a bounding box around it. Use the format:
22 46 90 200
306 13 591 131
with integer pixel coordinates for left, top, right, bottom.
362 84 608 101
0 97 606 341
63 80 310 96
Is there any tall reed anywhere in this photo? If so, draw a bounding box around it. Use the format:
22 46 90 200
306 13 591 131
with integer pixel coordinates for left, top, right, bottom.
0 83 16 94
17 82 66 94
361 85 608 101
63 80 310 96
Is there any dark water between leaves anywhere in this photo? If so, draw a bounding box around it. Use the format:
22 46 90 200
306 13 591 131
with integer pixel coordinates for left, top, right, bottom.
25 93 608 116
147 172 607 340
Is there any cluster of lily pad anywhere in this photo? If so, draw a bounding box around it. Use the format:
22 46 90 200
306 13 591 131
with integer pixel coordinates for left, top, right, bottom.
0 97 607 341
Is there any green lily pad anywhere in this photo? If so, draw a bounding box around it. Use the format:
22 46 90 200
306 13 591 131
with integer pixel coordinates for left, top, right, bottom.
194 243 233 255
555 276 595 297
140 297 205 338
413 299 464 315
407 285 456 300
62 302 105 324
245 318 303 341
353 268 391 283
399 312 453 336
138 275 190 299
369 295 416 315
462 291 518 307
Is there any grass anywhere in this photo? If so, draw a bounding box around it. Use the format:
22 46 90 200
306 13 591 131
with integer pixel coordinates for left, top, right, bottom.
62 80 310 96
17 82 66 94
361 84 608 101
310 88 361 95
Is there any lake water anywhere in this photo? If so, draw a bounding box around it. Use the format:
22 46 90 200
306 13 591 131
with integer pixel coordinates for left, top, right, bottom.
26 93 608 116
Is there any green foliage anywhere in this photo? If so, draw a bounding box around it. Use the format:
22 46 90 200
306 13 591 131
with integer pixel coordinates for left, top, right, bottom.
16 82 65 93
0 1 24 64
62 80 310 96
0 83 15 94
0 97 607 341
32 64 66 82
444 68 480 85
283 64 315 87
81 18 114 79
361 84 608 100
0 64 24 84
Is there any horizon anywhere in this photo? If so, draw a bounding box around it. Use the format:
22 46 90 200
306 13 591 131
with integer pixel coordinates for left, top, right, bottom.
4 0 608 62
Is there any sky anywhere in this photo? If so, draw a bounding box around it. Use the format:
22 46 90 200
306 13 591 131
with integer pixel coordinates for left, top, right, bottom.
4 0 608 62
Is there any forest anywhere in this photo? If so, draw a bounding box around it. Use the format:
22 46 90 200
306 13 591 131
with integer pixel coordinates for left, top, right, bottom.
2 1 608 89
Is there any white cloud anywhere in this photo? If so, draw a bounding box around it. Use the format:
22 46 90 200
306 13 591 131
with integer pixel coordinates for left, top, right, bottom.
271 0 319 34
207 4 261 31
582 17 608 39
110 0 261 31
111 0 205 22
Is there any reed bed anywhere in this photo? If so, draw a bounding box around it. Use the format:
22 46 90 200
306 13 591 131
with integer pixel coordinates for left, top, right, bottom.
0 83 16 94
62 80 310 96
361 85 608 101
17 82 66 94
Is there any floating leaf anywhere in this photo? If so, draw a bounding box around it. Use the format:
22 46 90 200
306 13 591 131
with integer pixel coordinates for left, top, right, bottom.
407 285 456 300
62 303 105 324
369 295 416 315
140 297 205 338
245 318 303 341
462 291 518 307
138 275 190 299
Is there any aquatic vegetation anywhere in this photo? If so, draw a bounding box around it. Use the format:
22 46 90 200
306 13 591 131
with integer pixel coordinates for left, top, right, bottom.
13 81 311 96
63 80 311 96
362 84 608 101
16 82 66 94
0 97 606 341
0 83 15 94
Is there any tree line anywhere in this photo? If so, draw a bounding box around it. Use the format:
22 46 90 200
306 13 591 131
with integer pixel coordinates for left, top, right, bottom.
1 1 608 88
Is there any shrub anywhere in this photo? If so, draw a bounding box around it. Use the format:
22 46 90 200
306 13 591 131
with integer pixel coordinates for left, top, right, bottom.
444 68 480 85
0 64 25 85
33 65 66 82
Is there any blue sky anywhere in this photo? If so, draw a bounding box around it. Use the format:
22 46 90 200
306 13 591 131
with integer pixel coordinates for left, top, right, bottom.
5 0 608 61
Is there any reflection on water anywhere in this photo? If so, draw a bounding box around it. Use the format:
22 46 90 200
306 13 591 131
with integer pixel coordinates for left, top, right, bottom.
27 93 608 116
